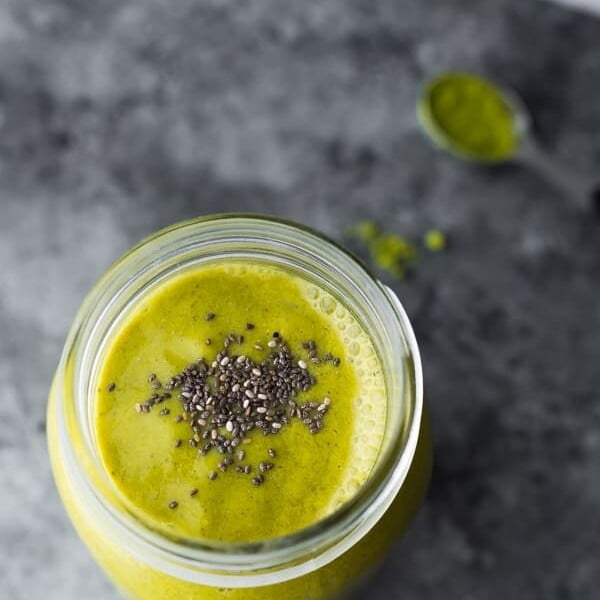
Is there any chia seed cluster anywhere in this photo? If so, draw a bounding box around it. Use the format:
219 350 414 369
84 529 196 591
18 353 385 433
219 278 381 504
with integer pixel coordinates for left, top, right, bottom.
132 320 340 499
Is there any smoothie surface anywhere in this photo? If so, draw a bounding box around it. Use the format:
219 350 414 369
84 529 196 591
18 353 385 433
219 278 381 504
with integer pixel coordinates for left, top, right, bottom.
95 261 386 542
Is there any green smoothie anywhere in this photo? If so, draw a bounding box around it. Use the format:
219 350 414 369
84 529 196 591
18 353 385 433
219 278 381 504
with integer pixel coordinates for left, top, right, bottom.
95 261 386 543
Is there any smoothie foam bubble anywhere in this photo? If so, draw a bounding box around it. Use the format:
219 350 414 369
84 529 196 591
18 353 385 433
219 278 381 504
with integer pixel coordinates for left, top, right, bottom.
301 283 387 510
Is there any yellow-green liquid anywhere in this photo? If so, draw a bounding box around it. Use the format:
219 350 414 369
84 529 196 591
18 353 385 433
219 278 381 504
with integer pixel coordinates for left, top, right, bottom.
96 261 386 542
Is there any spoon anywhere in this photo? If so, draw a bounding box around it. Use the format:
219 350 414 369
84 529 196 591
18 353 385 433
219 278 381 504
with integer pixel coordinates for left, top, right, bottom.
417 72 600 213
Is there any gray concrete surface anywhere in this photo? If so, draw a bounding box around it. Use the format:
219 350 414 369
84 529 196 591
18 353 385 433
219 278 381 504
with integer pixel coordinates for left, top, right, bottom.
1 1 600 598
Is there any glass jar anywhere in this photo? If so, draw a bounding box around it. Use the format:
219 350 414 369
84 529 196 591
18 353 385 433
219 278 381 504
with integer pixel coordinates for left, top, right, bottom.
47 215 432 600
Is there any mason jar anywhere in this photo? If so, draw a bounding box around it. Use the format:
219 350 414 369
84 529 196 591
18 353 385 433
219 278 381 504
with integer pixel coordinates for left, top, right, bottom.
47 215 432 599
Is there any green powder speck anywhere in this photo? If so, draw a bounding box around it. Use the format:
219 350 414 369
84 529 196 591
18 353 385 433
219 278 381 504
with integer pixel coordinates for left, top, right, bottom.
348 222 447 279
418 72 519 162
347 222 416 279
369 233 416 278
423 229 447 252
351 220 379 242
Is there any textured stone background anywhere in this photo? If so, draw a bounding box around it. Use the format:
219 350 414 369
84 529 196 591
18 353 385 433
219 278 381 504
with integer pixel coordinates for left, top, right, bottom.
1 1 600 598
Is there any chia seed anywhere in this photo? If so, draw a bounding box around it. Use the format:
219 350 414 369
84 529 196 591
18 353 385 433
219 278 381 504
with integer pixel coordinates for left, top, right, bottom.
135 330 335 488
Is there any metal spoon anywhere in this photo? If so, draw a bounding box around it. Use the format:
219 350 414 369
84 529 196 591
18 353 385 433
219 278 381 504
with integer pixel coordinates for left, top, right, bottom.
418 74 600 213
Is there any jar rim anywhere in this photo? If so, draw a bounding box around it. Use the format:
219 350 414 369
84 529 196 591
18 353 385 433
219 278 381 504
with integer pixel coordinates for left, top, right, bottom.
54 214 423 586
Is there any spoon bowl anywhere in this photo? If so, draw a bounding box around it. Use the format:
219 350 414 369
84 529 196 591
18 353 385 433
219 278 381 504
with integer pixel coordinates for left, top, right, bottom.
418 71 598 211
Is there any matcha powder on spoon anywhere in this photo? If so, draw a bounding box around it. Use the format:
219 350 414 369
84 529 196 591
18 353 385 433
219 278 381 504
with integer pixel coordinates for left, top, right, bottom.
418 72 519 162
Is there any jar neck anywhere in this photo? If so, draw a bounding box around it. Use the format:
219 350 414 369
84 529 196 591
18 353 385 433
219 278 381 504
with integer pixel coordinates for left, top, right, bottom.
55 215 423 586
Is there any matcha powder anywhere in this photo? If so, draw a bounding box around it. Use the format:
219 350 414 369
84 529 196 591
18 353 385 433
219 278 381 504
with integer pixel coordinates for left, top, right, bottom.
419 72 519 162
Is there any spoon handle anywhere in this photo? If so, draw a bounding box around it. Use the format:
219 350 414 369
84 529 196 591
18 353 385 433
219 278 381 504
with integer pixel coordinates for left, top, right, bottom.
518 138 599 213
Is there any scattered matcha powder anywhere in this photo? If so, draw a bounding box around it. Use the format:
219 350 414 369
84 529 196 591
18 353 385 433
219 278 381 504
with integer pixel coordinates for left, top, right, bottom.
347 220 446 279
351 220 379 243
424 229 447 252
